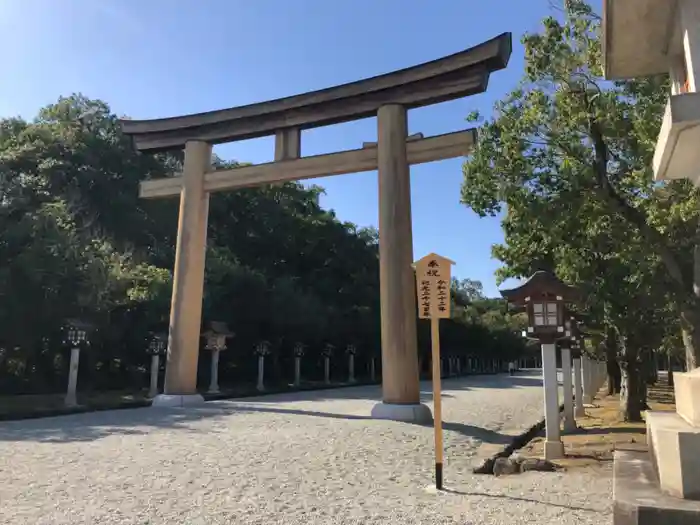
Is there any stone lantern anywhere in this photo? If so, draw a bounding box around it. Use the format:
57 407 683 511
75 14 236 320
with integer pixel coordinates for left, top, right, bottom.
500 271 578 459
254 341 271 392
63 319 92 407
147 332 167 398
202 321 233 394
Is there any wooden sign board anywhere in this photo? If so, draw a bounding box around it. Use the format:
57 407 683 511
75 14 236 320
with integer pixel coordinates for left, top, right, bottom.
414 253 455 319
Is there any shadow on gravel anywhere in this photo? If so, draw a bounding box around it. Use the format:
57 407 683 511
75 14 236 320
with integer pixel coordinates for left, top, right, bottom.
441 421 514 444
242 371 545 404
440 489 604 513
0 400 514 446
0 370 547 444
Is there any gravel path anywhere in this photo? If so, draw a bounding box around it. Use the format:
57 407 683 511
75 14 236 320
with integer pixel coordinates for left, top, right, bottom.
0 371 612 524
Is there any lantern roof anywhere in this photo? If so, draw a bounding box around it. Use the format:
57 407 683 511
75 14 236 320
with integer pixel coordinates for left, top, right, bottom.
202 320 234 338
499 271 579 306
65 318 94 331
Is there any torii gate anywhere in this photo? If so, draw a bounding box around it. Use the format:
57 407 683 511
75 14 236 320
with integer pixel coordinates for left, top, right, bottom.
120 32 511 421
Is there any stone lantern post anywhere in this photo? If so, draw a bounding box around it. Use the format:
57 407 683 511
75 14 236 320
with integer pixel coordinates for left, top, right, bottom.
63 320 92 407
346 344 357 383
322 343 334 385
500 271 579 460
571 335 585 419
559 320 576 433
293 343 305 387
255 341 271 392
202 321 233 394
147 333 167 398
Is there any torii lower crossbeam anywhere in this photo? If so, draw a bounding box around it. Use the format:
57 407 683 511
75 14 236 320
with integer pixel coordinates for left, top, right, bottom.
139 129 474 199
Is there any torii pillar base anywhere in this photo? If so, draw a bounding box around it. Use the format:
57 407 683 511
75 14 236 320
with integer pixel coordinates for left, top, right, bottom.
151 394 205 408
371 402 433 424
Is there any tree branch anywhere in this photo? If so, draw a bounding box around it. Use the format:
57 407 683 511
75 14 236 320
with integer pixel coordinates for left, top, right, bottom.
587 114 689 299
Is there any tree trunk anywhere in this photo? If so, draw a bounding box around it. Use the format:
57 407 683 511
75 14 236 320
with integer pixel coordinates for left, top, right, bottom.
668 353 675 387
641 348 656 386
649 351 659 385
619 343 644 422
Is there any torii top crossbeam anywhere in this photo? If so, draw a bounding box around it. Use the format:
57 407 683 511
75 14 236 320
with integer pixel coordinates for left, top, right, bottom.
120 33 511 153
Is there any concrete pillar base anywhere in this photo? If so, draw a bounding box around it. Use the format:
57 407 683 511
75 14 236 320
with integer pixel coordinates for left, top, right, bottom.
151 394 205 408
371 402 433 424
544 440 565 460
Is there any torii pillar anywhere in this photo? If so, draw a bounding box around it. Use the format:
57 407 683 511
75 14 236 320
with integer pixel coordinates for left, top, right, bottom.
371 104 432 423
152 140 211 407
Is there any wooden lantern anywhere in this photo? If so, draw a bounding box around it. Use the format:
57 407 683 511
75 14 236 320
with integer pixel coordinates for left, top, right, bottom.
147 332 167 355
64 319 93 348
500 271 578 344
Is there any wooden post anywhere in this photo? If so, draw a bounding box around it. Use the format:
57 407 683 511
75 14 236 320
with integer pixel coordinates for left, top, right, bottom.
431 317 444 490
162 141 211 402
376 104 421 406
414 252 455 490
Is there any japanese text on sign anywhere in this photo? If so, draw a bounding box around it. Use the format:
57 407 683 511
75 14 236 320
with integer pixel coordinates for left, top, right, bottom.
414 253 454 320
426 259 441 277
420 279 431 318
436 279 448 314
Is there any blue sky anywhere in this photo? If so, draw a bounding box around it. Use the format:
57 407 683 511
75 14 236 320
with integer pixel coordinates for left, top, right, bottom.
0 0 601 296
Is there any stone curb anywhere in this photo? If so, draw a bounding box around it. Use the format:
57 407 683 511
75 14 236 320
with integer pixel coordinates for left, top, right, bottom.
474 403 564 474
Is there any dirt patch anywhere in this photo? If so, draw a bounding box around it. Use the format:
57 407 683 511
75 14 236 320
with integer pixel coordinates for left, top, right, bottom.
518 379 676 471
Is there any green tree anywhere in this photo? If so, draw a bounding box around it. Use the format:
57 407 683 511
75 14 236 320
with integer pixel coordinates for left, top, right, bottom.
460 1 688 419
0 92 530 397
